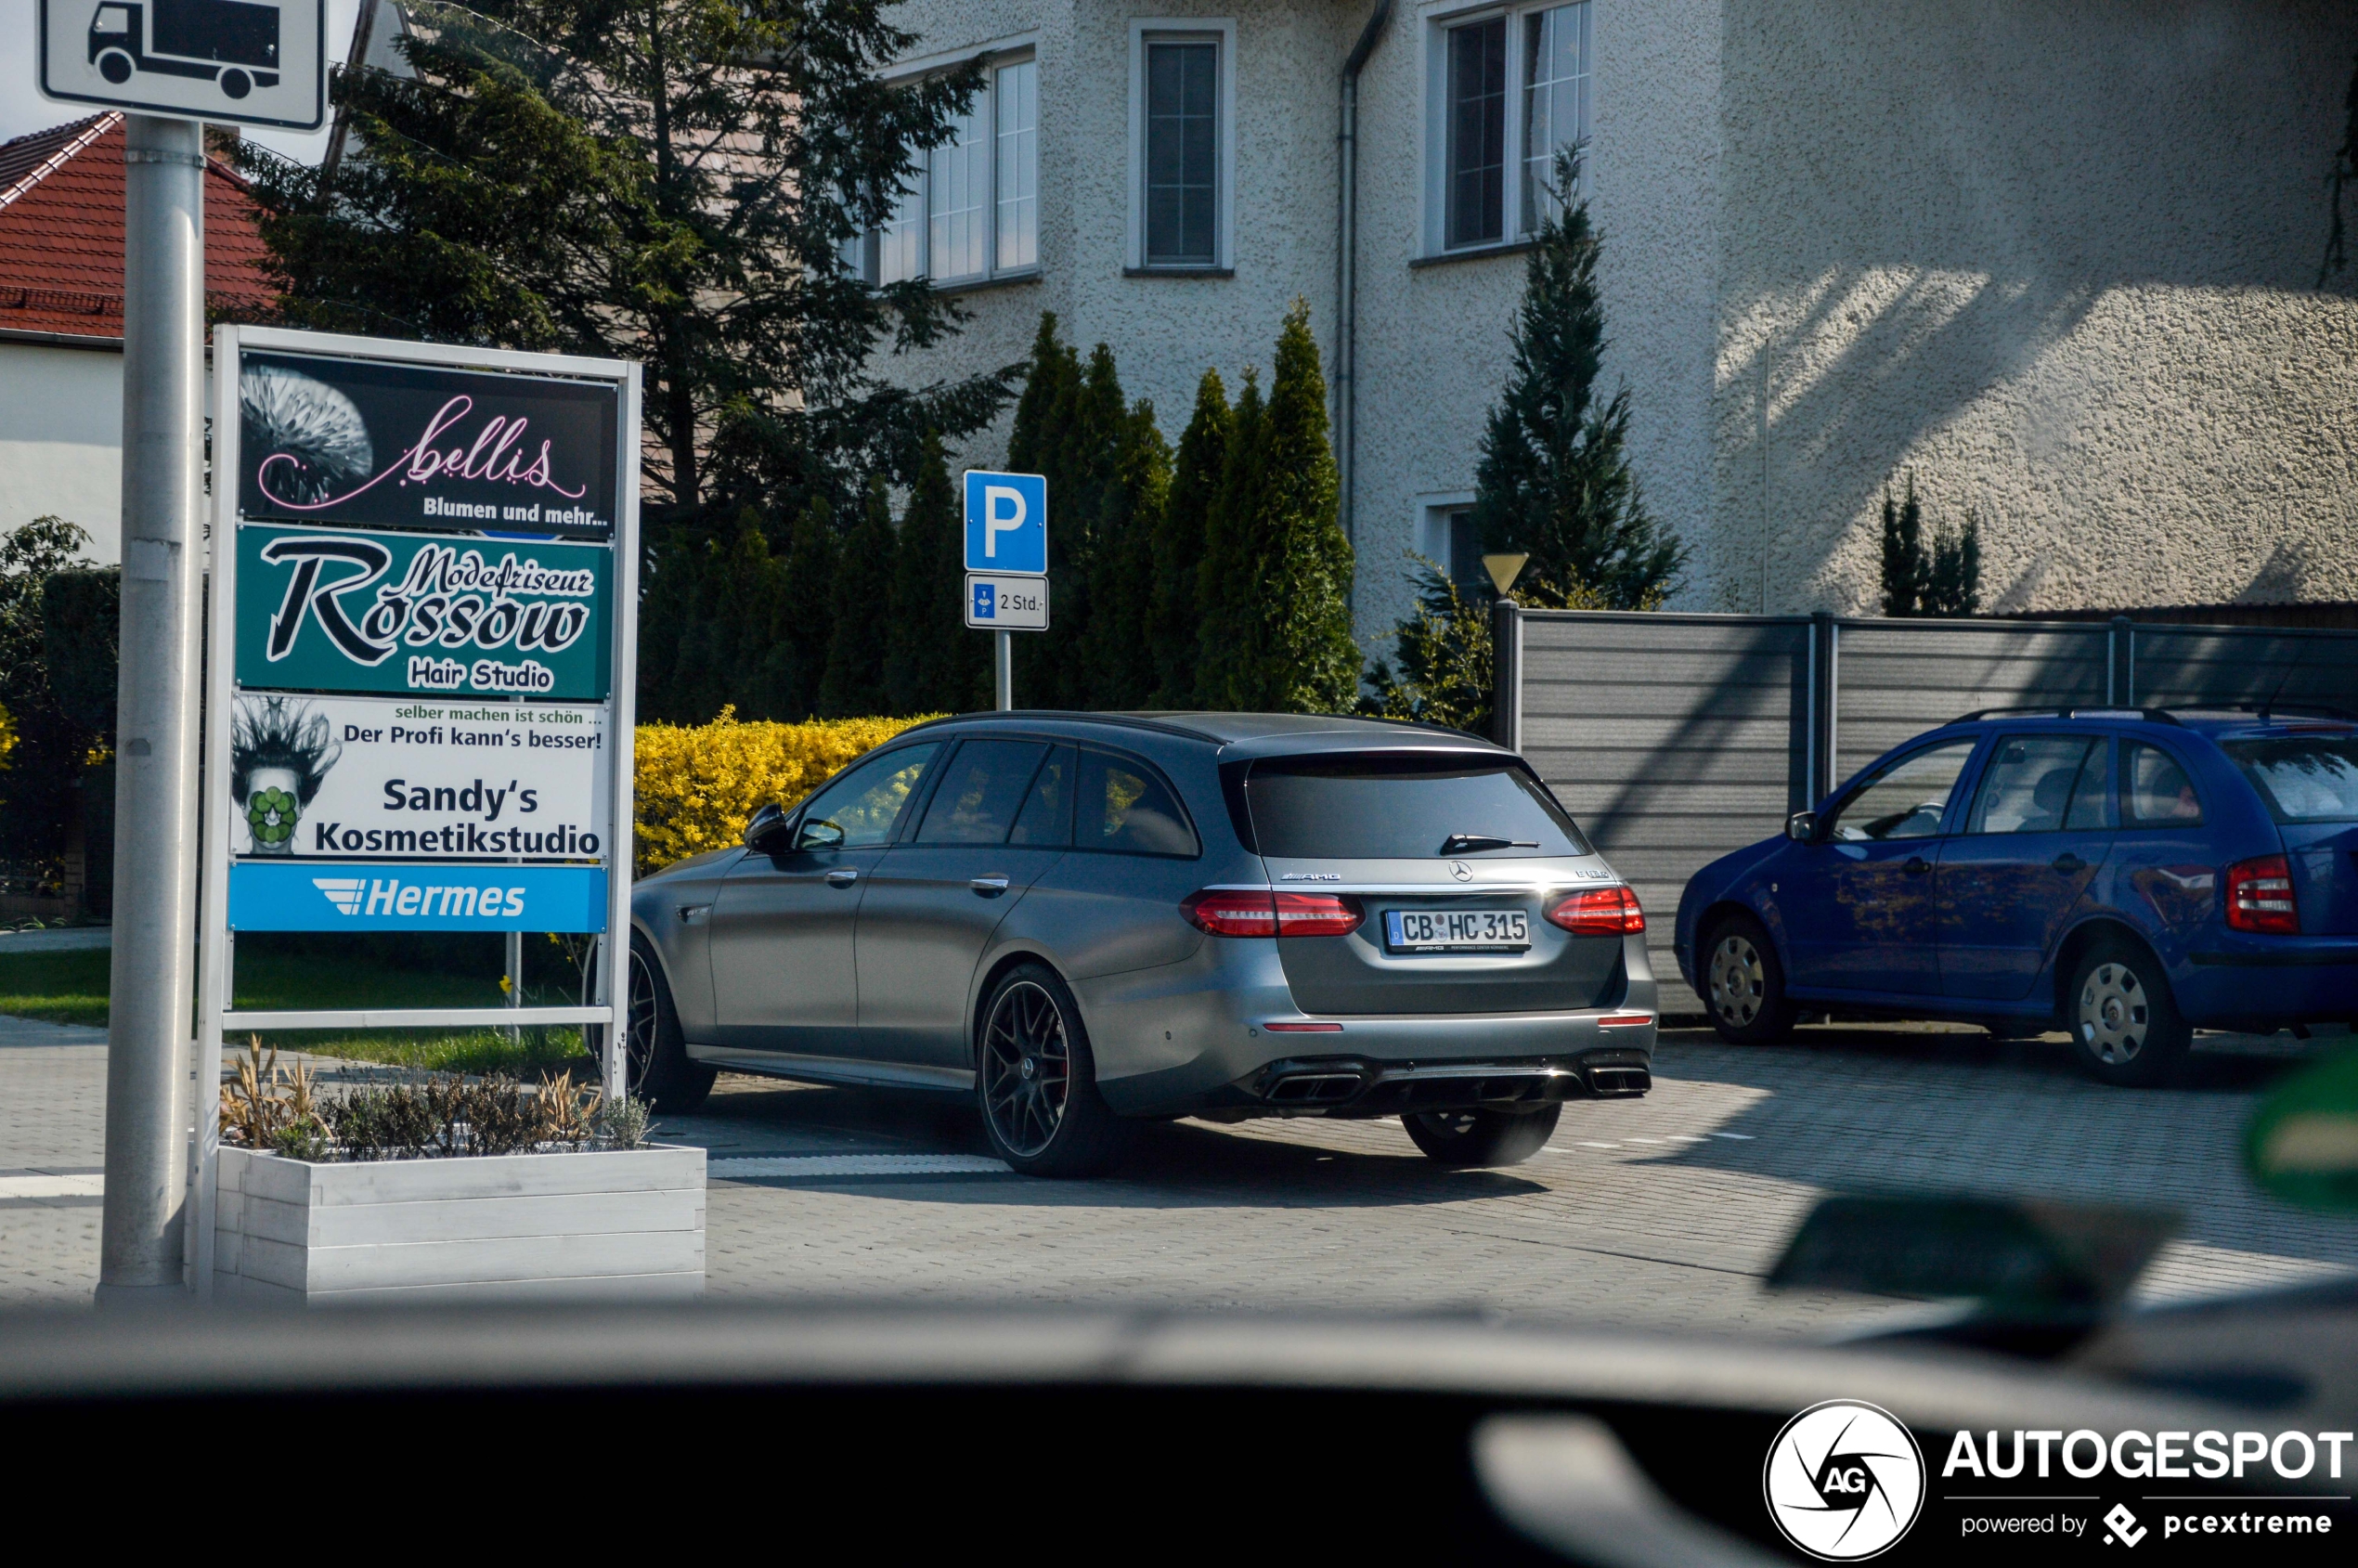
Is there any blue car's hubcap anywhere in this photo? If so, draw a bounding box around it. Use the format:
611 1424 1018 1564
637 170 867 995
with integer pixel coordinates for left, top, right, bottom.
2078 962 2149 1065
1708 934 1765 1027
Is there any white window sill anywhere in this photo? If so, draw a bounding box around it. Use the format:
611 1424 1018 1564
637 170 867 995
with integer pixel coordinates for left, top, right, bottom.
1123 266 1234 279
928 268 1043 296
1409 239 1539 269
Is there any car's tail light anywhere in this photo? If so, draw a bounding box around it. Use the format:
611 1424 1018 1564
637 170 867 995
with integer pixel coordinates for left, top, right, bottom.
1547 884 1645 935
1183 889 1277 937
1273 892 1362 938
2224 855 2300 934
1183 890 1363 939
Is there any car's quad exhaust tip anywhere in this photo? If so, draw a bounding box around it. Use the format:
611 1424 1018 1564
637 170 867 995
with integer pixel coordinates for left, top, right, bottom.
1248 1051 1651 1115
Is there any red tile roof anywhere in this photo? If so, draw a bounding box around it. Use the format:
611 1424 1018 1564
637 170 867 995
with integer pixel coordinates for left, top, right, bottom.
0 113 279 343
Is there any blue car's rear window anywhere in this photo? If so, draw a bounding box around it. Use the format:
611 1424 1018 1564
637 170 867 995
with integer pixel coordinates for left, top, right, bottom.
2223 735 2358 823
1243 755 1590 860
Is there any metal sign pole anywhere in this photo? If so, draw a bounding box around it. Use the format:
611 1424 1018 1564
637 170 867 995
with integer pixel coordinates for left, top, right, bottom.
995 631 1012 711
97 114 207 1304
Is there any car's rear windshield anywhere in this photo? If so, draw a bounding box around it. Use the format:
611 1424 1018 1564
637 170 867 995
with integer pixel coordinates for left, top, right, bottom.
2222 734 2358 823
1241 754 1590 860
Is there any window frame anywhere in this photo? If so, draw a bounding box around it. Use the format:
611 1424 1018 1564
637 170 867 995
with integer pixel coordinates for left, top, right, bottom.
1822 737 1981 843
1962 733 2105 837
857 39 1042 291
1421 0 1592 258
1127 18 1238 276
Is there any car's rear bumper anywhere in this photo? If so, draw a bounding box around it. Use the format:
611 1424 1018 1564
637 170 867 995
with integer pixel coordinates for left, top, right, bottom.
1079 934 1657 1118
2175 937 2358 1026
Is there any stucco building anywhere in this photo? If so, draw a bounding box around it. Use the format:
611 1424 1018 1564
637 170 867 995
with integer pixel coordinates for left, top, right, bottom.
862 0 2358 639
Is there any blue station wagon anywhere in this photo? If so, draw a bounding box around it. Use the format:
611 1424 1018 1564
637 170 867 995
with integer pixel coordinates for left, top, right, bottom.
1675 706 2358 1084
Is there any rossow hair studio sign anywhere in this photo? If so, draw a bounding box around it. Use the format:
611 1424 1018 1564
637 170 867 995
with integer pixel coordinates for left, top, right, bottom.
192 327 645 1286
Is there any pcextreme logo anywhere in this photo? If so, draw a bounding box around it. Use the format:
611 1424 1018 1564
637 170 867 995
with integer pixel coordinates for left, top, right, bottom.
1764 1400 1927 1561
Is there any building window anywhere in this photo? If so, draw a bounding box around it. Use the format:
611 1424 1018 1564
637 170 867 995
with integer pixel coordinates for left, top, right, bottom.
1419 500 1486 590
1445 19 1507 249
1128 20 1234 273
1433 2 1590 253
860 54 1038 287
1144 37 1219 265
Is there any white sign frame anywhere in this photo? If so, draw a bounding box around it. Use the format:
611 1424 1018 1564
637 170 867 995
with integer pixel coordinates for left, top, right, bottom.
192 325 642 1295
37 0 329 130
964 572 1049 630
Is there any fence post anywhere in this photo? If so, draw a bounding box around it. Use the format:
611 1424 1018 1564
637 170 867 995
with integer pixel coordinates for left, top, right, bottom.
1491 597 1522 752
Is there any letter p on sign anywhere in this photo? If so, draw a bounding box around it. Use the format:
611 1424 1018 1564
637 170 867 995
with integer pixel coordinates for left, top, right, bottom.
964 471 1047 577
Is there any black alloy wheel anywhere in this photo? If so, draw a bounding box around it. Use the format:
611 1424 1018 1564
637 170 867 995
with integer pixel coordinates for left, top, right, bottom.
977 964 1130 1177
625 931 717 1111
1402 1104 1561 1168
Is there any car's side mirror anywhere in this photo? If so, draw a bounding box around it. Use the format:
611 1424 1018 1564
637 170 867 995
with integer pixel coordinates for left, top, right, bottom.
743 803 789 852
1786 810 1818 843
796 817 845 852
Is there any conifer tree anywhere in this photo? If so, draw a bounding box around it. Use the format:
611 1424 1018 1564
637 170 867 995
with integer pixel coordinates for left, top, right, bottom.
1360 559 1495 732
1245 302 1360 712
1004 317 1082 707
887 432 983 714
1081 399 1172 707
1194 369 1264 707
1471 149 1684 608
1150 370 1230 706
1881 478 1981 617
761 499 840 718
818 484 900 715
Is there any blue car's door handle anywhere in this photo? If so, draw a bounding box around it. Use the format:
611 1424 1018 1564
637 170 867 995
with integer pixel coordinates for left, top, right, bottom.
2051 852 2087 874
825 868 860 888
1902 856 1933 876
970 875 1012 897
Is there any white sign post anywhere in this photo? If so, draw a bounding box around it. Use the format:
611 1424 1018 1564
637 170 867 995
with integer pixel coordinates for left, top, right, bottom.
191 326 641 1299
962 470 1048 710
39 0 325 1298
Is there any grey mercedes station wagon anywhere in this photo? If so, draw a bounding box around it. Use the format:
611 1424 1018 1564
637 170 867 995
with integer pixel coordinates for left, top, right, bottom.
624 713 1656 1175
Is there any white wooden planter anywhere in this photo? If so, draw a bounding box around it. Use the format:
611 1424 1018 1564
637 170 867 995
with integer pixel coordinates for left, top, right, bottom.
213 1144 705 1304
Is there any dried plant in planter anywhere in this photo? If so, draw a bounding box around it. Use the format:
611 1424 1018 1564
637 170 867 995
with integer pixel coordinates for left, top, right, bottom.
223 1048 655 1161
535 1071 601 1147
221 1037 324 1149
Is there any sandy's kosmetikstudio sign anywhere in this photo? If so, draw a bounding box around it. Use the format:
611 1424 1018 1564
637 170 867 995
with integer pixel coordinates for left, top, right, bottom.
197 325 642 1079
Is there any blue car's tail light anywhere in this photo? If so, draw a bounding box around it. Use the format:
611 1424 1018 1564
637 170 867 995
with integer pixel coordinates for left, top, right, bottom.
2224 855 2300 935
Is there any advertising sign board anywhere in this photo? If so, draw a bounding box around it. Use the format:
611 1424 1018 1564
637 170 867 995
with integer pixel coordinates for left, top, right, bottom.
38 0 328 130
225 692 611 862
196 327 642 1270
237 350 620 537
234 524 612 700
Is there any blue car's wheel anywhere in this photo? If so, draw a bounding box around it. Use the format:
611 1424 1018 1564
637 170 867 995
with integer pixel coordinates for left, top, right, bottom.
1704 914 1795 1045
2066 942 2190 1087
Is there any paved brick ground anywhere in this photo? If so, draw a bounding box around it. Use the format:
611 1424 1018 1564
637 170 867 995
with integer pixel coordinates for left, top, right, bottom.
6 1014 2354 1331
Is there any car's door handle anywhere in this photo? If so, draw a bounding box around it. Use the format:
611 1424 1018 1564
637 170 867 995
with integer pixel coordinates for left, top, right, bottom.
1902 856 1933 876
676 903 710 926
970 875 1011 897
824 868 860 888
2051 852 2087 874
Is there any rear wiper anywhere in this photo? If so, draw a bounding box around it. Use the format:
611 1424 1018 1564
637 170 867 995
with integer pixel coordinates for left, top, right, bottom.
1442 833 1540 854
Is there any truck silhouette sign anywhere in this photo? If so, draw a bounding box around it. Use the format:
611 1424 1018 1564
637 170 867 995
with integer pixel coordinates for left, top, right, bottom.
87 0 281 100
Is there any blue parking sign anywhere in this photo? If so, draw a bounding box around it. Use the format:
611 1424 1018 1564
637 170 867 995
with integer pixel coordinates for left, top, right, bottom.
964 471 1047 576
971 579 996 619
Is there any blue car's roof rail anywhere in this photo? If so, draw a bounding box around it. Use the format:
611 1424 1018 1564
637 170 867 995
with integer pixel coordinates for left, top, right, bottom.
2171 701 2356 723
1948 706 2183 725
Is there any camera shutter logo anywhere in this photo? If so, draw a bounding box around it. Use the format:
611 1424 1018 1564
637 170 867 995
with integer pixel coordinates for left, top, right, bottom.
1762 1400 1925 1561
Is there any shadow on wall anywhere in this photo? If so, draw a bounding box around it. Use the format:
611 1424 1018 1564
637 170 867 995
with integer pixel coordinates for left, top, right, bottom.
1706 0 2355 611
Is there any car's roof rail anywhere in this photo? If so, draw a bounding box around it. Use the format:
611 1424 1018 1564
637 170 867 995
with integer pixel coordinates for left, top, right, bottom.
896 709 1227 745
1948 705 2182 725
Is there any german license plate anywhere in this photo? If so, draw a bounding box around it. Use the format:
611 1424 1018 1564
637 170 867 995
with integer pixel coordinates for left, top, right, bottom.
1383 908 1529 952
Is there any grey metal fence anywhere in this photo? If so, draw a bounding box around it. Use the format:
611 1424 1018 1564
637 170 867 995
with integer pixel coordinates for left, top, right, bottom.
1497 609 2358 1016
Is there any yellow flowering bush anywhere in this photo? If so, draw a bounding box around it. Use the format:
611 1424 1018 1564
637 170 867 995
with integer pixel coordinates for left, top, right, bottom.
0 701 15 771
632 707 939 875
